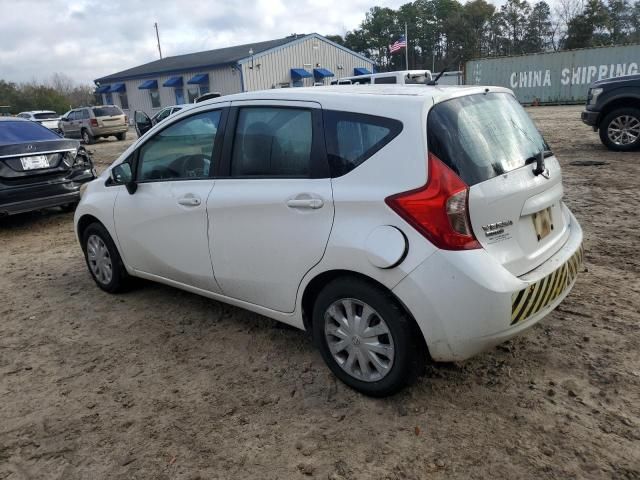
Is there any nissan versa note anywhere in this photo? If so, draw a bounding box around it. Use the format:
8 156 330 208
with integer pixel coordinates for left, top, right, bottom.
74 86 583 396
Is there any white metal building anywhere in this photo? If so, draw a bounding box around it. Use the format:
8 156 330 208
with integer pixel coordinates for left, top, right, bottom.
94 33 375 118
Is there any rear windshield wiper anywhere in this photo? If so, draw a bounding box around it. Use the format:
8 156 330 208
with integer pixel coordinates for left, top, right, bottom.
525 150 553 176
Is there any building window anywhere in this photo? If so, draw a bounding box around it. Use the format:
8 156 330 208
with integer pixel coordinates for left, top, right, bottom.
104 92 113 105
187 83 209 103
119 92 129 110
175 88 185 105
149 89 161 108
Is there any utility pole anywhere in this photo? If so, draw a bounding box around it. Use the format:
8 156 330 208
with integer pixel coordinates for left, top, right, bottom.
405 23 409 70
154 22 163 59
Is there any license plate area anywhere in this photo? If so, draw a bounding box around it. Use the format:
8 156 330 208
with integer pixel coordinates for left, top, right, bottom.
20 155 52 170
532 206 553 241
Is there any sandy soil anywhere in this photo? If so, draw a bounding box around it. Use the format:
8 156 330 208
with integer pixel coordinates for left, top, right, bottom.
1 107 639 479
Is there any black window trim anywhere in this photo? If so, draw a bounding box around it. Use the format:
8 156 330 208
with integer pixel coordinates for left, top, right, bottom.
323 109 403 178
126 106 229 185
217 104 329 179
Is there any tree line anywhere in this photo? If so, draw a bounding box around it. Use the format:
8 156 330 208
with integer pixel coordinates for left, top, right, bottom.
326 0 640 72
0 73 95 114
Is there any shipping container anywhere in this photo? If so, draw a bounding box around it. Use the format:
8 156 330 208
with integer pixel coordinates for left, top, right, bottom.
465 44 640 104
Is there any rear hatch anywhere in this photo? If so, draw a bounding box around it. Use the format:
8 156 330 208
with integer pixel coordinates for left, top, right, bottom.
92 106 126 128
428 92 569 276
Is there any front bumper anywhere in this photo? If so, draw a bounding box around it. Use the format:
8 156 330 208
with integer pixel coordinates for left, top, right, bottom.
393 207 584 361
581 109 599 128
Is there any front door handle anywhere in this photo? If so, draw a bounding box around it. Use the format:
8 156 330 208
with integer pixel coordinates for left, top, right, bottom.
177 194 201 207
286 197 324 209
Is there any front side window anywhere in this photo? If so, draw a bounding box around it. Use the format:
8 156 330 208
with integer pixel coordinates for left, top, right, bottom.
324 110 402 177
149 89 161 108
231 107 313 177
427 92 550 186
137 110 221 181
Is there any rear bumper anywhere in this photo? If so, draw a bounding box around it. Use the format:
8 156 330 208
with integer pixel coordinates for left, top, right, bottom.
393 207 584 361
581 109 599 128
0 168 95 215
93 126 128 136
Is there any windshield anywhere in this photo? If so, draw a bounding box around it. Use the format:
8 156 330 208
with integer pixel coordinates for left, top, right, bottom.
427 92 549 186
33 112 58 120
0 120 61 145
93 106 122 117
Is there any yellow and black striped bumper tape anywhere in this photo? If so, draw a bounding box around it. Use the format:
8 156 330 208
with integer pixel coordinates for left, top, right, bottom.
511 245 584 325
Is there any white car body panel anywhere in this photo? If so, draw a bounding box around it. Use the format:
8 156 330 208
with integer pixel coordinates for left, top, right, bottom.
74 85 583 363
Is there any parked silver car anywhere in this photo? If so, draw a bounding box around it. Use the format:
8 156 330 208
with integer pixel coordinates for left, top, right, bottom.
59 106 128 144
16 110 62 134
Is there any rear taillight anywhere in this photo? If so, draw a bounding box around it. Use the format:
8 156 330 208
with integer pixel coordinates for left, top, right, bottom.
90 118 98 127
385 153 481 251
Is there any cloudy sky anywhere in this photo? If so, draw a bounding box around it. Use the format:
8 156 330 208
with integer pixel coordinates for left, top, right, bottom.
0 0 413 86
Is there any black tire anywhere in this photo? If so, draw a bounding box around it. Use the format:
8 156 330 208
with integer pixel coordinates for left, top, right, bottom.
81 222 131 293
312 277 425 397
81 129 94 145
116 132 127 141
598 107 640 151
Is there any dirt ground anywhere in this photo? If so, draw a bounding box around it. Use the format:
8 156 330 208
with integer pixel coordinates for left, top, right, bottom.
1 106 639 480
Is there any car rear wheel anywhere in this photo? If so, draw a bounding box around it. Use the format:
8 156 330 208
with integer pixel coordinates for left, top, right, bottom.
81 129 94 145
599 107 640 151
312 277 424 397
116 132 127 141
82 222 131 293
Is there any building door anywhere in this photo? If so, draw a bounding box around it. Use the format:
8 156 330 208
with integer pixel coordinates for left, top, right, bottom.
175 88 185 105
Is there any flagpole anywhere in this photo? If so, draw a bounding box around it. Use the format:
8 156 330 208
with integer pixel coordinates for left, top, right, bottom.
405 23 409 70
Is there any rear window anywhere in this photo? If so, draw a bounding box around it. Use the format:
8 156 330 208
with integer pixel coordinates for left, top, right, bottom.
0 121 60 145
324 111 402 177
33 112 58 120
428 92 549 186
93 106 123 117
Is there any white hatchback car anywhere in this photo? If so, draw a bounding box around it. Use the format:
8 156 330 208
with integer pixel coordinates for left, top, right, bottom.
75 86 583 396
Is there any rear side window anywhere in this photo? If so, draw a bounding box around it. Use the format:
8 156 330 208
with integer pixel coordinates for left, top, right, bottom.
82 109 90 119
231 107 313 177
324 110 402 177
427 92 549 186
93 106 122 117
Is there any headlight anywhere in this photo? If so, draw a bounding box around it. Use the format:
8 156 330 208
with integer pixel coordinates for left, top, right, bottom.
589 87 603 105
62 150 77 167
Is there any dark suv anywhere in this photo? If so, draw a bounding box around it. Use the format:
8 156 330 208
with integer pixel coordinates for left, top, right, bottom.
581 74 640 151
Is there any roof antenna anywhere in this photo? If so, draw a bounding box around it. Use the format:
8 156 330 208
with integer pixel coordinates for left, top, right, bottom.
154 22 163 59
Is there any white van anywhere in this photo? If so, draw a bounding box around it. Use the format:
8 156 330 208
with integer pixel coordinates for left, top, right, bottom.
331 70 433 86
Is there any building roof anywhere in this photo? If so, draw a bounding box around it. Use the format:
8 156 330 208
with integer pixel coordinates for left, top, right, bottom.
96 33 373 84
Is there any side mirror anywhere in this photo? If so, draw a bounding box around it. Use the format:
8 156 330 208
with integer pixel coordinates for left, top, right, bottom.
110 163 137 194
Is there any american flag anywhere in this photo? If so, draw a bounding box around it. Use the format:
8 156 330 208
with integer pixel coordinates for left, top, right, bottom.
389 36 407 54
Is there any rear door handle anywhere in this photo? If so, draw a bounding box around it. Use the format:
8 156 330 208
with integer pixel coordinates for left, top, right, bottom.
177 195 201 207
286 197 324 209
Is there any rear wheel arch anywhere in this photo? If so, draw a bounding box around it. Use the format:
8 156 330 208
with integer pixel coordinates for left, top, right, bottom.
300 269 430 358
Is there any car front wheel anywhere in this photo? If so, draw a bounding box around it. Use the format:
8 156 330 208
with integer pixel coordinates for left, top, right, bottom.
81 129 94 145
599 107 640 151
312 277 425 397
82 222 131 293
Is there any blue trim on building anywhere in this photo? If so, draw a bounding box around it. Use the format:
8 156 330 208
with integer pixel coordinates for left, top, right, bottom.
313 68 334 79
109 83 126 92
291 68 312 80
354 67 372 76
95 85 111 93
163 76 183 87
187 73 209 84
138 79 158 89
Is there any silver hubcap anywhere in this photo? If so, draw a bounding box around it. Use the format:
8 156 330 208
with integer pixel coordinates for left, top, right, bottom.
87 234 112 285
324 298 395 382
608 115 640 145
